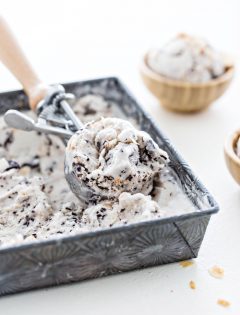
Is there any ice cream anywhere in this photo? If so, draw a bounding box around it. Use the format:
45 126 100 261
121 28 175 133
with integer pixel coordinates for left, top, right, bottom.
147 33 226 83
0 160 52 245
65 117 169 202
0 95 196 247
73 94 124 124
81 192 164 228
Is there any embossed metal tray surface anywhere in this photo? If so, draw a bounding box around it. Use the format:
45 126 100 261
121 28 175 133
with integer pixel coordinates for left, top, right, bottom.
0 77 219 296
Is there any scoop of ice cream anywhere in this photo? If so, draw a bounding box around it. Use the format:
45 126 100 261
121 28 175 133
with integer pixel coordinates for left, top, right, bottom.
65 117 169 202
147 33 226 83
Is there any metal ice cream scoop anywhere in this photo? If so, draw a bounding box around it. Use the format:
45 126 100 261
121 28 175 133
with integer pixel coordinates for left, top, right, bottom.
0 16 91 202
4 106 73 141
4 85 81 143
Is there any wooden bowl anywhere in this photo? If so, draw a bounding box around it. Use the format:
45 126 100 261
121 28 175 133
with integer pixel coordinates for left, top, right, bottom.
224 130 240 185
140 53 234 113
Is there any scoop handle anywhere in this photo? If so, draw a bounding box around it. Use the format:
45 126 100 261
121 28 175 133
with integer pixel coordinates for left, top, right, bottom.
0 16 49 110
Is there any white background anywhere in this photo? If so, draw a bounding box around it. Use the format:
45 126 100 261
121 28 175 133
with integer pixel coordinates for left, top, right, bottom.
1 0 240 314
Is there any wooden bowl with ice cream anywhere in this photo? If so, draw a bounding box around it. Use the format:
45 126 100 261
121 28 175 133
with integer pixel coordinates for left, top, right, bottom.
140 34 234 113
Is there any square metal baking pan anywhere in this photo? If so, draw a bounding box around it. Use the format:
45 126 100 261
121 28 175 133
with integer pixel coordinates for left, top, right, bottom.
0 77 219 296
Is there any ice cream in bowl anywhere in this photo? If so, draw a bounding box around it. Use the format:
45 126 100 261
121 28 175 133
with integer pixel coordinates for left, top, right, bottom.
140 33 234 112
224 130 240 185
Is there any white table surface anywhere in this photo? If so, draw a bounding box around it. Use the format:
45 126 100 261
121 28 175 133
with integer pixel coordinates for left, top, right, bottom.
1 0 240 314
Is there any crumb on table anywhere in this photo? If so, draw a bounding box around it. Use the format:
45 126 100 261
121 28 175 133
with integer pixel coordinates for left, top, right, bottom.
208 265 224 279
189 280 196 289
217 299 230 308
179 260 194 268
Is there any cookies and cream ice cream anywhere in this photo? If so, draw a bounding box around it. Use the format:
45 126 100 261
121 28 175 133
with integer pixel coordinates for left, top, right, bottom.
0 95 196 247
147 33 226 83
65 117 169 202
0 161 51 245
81 192 164 228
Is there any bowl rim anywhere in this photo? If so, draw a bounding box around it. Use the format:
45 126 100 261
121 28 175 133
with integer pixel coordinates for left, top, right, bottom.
141 52 235 88
224 129 240 168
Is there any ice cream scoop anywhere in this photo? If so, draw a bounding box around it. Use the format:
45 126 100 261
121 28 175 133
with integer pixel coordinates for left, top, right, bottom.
4 108 73 139
0 21 80 144
65 117 169 203
0 16 169 203
0 17 89 200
